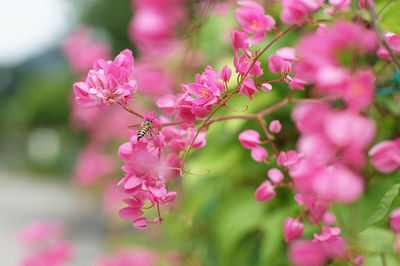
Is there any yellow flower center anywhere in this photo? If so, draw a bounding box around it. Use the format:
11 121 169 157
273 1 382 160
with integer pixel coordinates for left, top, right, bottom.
250 20 259 30
199 87 209 97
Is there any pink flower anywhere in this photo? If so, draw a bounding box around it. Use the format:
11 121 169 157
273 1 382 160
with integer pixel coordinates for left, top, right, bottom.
277 150 301 167
218 65 232 82
260 83 272 92
354 255 365 265
239 78 259 100
390 208 400 234
284 217 304 243
268 55 291 74
231 30 249 51
132 217 149 229
235 1 275 44
377 32 400 60
369 138 400 173
329 0 351 9
313 226 346 259
269 120 282 133
280 0 324 26
268 168 284 184
251 146 268 162
288 240 326 266
62 26 111 74
295 194 328 224
313 164 364 203
73 145 116 186
234 52 264 77
73 49 136 108
239 130 261 149
323 212 336 225
255 180 276 202
342 70 375 111
276 47 296 62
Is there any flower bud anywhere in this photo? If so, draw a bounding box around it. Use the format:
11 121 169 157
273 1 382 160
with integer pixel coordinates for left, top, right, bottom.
268 168 284 184
269 120 282 133
390 208 400 233
218 65 232 82
255 180 276 202
284 217 304 243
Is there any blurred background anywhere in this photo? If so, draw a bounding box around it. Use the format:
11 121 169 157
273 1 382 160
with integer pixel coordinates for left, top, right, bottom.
2 0 400 265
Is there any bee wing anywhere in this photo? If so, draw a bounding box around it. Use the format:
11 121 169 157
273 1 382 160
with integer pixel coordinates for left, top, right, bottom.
128 124 141 130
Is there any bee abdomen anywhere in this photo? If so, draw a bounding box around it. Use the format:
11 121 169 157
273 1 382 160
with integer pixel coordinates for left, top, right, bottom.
137 129 147 140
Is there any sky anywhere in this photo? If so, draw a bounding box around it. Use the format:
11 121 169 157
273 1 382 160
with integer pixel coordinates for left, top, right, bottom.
0 0 73 67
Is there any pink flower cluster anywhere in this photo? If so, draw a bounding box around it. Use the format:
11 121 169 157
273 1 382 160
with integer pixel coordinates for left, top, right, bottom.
73 49 137 108
118 112 207 229
17 221 73 266
296 22 377 110
129 0 186 51
157 66 228 123
289 226 349 266
62 26 111 74
73 144 116 186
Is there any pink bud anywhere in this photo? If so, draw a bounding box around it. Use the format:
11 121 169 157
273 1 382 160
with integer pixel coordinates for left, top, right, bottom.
289 240 326 266
268 168 284 184
239 130 260 149
132 217 148 230
231 30 249 51
251 146 268 162
269 120 282 133
354 255 365 265
322 212 336 225
218 65 232 82
255 180 276 202
284 217 304 243
260 83 272 92
369 139 400 173
396 234 400 253
390 208 400 233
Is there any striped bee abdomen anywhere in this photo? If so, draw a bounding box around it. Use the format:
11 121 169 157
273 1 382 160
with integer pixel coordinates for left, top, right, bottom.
137 119 153 141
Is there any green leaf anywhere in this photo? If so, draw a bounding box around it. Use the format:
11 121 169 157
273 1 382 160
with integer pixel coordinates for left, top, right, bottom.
380 1 400 35
360 183 400 231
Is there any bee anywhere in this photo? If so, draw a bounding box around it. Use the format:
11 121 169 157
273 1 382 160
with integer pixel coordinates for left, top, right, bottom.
136 119 153 141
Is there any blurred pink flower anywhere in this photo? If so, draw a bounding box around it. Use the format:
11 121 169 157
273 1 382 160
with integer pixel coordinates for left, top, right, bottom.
74 145 116 186
369 138 400 173
288 240 326 266
313 226 346 259
268 168 284 184
284 217 304 243
255 180 276 202
269 120 282 133
62 26 111 74
390 208 400 234
268 55 291 74
251 146 268 162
